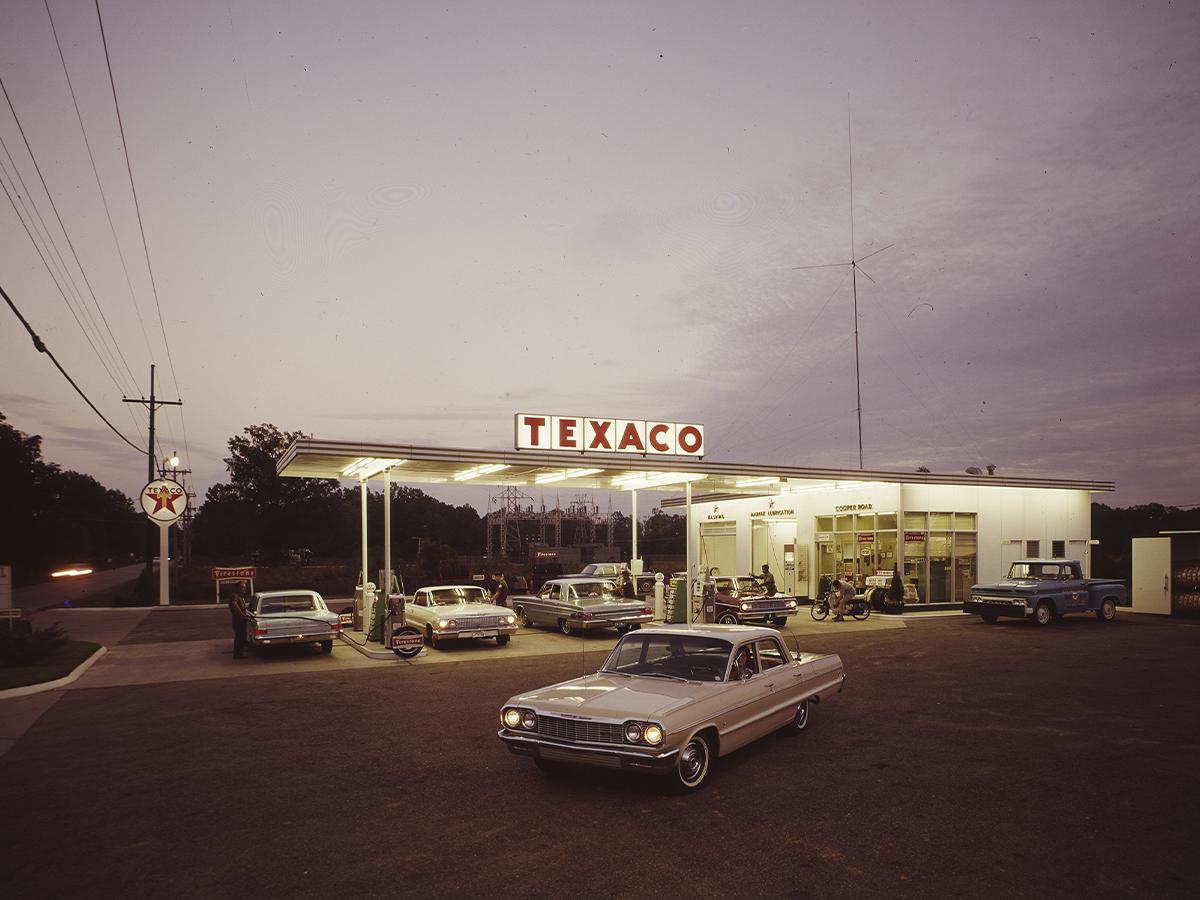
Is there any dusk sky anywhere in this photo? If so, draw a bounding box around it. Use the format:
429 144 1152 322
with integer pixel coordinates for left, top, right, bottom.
2 0 1197 513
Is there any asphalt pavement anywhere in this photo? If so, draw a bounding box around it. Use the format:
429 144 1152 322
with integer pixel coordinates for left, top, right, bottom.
1 612 1198 899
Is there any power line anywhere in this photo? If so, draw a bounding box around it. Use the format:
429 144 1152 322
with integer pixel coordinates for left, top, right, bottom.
2 282 145 455
94 0 191 471
0 71 140 398
0 160 130 399
44 0 155 369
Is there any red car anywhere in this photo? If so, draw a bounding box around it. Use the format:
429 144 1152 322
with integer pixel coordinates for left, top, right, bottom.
707 575 799 628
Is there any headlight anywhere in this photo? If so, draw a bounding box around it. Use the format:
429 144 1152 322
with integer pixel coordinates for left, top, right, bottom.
502 708 522 729
787 600 797 608
437 618 455 629
624 722 644 743
741 602 750 611
643 724 664 745
504 615 516 625
521 710 537 730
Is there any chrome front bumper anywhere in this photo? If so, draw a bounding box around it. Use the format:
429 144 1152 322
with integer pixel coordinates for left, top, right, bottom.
433 624 519 640
498 729 679 773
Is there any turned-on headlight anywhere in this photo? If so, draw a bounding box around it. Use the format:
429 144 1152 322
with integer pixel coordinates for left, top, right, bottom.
502 708 522 729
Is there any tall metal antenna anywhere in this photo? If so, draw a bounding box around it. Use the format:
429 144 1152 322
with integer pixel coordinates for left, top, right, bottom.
792 96 893 469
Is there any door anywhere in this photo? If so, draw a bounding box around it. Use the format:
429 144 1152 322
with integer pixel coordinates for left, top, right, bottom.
699 523 737 578
1132 538 1171 615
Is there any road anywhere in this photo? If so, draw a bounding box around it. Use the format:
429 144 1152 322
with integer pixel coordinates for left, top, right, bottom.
12 562 145 611
1 612 1198 899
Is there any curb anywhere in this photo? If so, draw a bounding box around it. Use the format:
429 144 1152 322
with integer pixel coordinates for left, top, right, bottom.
0 645 108 699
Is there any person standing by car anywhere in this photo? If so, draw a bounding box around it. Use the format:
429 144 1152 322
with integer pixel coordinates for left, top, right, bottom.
229 584 252 659
757 564 778 596
490 571 509 608
618 570 636 599
831 578 856 622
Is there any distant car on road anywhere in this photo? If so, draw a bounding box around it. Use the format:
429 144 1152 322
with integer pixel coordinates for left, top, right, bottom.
247 590 341 653
405 584 518 648
498 623 846 791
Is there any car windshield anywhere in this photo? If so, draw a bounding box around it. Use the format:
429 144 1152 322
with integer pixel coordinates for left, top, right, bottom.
572 580 617 599
256 594 318 614
1007 563 1063 580
601 633 733 682
427 587 488 605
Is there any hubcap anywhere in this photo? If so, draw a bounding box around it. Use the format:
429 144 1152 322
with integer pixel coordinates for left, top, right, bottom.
679 740 707 785
796 702 808 728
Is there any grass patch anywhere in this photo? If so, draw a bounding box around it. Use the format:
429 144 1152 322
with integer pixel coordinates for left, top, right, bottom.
0 640 102 691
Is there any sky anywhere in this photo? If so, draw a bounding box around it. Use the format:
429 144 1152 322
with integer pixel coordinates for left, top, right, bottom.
1 0 1198 515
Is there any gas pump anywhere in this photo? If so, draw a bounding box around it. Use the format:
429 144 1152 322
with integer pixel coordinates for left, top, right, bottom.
376 569 422 659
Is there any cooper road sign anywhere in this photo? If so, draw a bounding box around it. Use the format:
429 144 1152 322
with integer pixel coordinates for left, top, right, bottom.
141 479 187 524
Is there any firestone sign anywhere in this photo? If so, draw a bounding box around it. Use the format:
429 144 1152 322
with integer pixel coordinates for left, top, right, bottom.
515 414 704 457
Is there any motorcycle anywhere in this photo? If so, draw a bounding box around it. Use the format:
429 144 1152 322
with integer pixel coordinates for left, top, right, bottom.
810 590 870 621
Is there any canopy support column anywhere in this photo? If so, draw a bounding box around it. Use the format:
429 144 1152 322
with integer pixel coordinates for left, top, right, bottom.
630 489 638 570
359 479 368 627
685 480 694 626
383 467 392 612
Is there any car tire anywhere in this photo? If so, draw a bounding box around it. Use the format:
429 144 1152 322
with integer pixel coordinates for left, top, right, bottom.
319 640 333 654
789 699 811 733
516 606 532 628
669 734 712 793
771 616 788 629
426 626 440 649
1033 602 1053 626
981 613 998 624
717 612 739 625
496 634 511 646
1097 598 1117 622
559 618 573 636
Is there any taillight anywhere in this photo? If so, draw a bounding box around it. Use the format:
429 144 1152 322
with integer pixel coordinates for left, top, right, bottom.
582 611 593 620
331 621 342 632
254 627 268 637
643 607 652 615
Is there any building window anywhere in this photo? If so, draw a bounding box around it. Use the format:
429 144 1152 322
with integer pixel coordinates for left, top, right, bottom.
1051 540 1066 558
1026 540 1040 557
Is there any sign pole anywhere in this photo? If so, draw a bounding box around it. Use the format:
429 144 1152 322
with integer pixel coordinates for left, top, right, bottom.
159 522 170 605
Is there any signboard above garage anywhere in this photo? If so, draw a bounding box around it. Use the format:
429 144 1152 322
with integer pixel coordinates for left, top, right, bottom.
514 413 704 457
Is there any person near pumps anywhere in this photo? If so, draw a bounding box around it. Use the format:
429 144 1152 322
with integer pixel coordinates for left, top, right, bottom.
490 571 509 608
228 581 252 659
757 563 778 596
831 578 856 622
618 569 636 599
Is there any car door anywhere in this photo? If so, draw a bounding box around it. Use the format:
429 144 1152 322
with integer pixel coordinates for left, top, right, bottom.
717 642 781 752
756 637 800 728
1061 564 1089 612
531 582 559 625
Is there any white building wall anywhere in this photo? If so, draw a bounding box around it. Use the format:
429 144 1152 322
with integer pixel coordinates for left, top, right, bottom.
687 482 1095 593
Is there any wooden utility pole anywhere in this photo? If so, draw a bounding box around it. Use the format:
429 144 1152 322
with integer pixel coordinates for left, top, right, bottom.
123 364 182 594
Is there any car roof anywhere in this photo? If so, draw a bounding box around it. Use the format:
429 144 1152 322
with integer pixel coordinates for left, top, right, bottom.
554 575 615 581
417 584 486 591
1013 559 1076 565
255 590 321 599
642 623 782 642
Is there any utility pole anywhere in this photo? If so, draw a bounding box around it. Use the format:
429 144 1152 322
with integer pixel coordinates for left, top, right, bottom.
123 364 182 597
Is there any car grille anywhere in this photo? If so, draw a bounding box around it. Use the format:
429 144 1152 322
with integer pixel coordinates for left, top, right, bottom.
745 600 785 611
537 715 624 745
457 615 501 629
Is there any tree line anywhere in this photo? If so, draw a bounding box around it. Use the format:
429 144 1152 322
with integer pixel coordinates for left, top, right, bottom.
0 412 143 586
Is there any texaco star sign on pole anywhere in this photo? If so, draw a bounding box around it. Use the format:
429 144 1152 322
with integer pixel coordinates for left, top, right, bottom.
141 479 187 605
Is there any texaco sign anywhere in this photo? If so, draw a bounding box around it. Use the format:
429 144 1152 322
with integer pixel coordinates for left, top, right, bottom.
141 478 188 524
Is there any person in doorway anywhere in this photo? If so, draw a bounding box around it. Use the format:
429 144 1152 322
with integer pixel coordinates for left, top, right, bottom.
757 564 777 596
490 572 509 608
831 578 856 622
229 584 252 659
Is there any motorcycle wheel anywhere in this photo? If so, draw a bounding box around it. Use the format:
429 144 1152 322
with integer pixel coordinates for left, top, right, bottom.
810 601 829 621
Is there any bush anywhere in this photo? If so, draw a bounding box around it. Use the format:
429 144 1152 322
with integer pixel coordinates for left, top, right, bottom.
0 623 69 667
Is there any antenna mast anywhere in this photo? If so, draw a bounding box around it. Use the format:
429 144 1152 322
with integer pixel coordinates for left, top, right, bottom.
848 98 864 469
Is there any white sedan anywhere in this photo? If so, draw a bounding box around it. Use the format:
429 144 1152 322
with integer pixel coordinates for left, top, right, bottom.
405 585 518 648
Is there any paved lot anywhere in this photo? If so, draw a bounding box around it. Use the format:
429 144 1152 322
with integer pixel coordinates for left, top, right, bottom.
2 612 1198 899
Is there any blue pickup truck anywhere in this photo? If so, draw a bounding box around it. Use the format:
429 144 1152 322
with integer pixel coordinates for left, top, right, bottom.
964 559 1128 626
